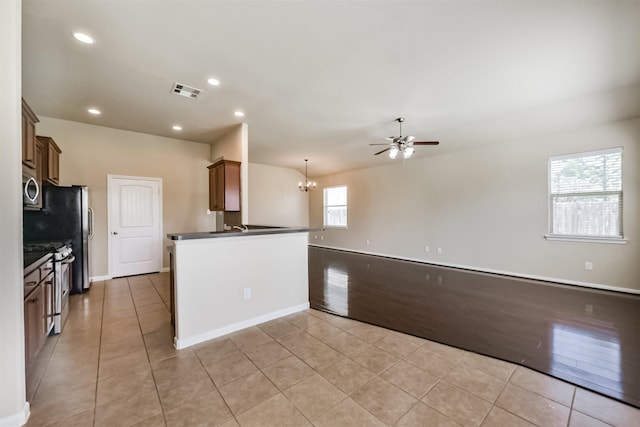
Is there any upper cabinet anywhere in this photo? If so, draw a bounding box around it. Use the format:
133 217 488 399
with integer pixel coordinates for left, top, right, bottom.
208 160 240 212
36 136 62 185
22 98 39 171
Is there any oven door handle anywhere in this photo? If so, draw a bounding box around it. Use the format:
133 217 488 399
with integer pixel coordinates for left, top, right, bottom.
61 255 76 264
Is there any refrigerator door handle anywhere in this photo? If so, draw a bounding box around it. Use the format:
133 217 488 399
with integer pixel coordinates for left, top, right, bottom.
88 207 95 239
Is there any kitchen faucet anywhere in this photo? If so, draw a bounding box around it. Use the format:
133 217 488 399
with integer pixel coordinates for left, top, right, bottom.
233 225 249 232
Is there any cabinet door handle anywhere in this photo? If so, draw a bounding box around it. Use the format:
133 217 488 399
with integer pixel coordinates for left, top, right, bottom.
25 281 37 286
29 298 38 304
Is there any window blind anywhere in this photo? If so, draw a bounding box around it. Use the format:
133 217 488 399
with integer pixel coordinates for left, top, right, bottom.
549 148 623 238
324 186 347 228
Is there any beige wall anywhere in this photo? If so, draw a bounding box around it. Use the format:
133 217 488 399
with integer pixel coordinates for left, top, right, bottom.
248 163 309 227
210 123 249 225
210 124 243 162
310 119 639 291
36 117 215 278
0 0 29 423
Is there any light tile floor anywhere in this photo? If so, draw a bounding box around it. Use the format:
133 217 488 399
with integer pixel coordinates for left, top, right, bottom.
25 273 639 427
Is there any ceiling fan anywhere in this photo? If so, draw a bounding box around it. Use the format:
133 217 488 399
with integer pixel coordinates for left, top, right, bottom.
370 117 439 159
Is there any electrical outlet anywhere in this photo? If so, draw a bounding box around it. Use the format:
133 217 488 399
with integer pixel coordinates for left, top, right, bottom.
243 288 251 300
320 236 324 240
206 209 212 215
424 246 430 253
437 247 442 254
314 235 317 240
585 261 593 271
366 240 370 245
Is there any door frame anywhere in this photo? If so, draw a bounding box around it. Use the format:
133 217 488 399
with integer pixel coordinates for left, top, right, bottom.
107 174 163 278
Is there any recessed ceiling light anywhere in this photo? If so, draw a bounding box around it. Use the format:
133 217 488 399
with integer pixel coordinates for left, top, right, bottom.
88 108 101 115
234 111 245 117
207 78 220 86
72 32 95 44
172 125 182 131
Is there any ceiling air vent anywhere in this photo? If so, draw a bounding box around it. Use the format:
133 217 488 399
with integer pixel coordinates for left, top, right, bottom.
171 83 202 99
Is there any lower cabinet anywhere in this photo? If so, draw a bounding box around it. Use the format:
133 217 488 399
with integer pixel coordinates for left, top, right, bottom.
24 257 54 373
24 283 46 371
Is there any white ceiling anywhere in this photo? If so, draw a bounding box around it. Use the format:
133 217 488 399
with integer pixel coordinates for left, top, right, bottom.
22 0 640 177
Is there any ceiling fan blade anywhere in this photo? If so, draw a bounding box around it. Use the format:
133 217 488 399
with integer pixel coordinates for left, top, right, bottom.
374 147 391 156
404 135 415 143
369 143 391 146
385 136 397 141
413 141 440 145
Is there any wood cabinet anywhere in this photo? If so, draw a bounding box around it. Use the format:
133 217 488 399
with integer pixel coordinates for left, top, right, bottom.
208 160 241 211
35 137 44 185
22 99 39 171
36 136 62 185
24 256 54 373
24 284 45 371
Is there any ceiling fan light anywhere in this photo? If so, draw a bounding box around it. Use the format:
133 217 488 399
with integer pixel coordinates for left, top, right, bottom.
389 147 399 159
403 147 415 159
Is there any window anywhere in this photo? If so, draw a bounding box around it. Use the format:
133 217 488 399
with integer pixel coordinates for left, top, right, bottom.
323 185 347 228
548 148 623 240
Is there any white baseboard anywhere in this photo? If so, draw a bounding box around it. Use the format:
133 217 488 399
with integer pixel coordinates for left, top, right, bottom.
90 275 111 282
308 244 640 295
174 302 310 349
160 267 169 273
0 402 29 427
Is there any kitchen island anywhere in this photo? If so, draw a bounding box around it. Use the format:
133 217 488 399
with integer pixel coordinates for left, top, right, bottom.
167 227 309 349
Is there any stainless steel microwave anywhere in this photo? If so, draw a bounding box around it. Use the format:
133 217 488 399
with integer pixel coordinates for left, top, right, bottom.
23 172 40 208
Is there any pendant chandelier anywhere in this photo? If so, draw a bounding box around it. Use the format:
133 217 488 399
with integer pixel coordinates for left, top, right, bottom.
298 159 317 192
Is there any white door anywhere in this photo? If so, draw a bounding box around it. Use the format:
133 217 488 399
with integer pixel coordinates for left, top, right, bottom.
108 175 162 278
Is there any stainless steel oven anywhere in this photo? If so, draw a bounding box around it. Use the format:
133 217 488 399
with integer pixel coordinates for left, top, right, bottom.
24 241 72 334
54 252 73 334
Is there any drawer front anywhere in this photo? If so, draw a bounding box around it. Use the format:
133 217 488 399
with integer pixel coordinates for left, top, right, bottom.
40 260 54 278
24 268 40 288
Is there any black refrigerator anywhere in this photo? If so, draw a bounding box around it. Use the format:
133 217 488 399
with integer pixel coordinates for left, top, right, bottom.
24 185 92 294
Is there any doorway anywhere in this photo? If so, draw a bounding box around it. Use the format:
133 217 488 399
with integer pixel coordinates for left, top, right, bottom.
108 175 162 278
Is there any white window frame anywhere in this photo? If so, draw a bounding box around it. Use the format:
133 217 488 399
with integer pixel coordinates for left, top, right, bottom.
545 147 625 244
323 185 348 229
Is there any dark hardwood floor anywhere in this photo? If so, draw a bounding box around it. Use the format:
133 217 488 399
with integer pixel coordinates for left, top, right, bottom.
308 246 640 408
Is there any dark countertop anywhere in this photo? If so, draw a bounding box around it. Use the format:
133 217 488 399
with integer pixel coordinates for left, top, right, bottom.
167 227 310 241
24 250 52 271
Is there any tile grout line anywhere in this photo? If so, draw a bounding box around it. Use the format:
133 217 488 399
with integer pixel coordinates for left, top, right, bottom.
93 280 108 427
127 276 167 426
191 343 238 426
239 324 322 425
305 314 458 426
276 315 355 425
566 388 577 427
417 344 474 426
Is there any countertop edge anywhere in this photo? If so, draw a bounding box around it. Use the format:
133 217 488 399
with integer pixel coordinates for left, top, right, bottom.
167 227 311 241
24 251 53 274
